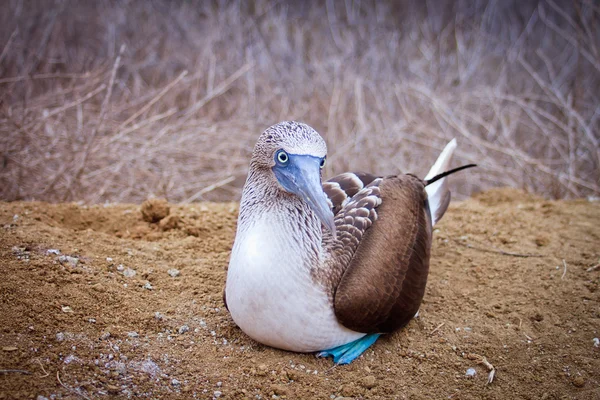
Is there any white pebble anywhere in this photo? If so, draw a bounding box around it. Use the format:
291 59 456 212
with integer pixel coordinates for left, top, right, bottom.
466 367 477 377
593 338 599 347
128 331 139 338
178 325 190 334
47 249 61 255
123 268 136 278
167 268 180 277
143 282 153 290
214 390 222 398
56 332 65 342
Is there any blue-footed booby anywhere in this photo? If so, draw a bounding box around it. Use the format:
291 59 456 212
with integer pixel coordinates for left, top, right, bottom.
224 121 474 364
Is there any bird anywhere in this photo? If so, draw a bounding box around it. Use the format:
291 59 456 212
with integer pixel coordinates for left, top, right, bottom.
224 121 474 364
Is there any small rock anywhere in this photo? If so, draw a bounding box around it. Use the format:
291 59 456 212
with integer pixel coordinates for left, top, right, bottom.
47 249 61 255
2 346 18 351
466 368 477 377
572 376 585 387
178 325 190 334
171 378 180 386
216 381 222 387
122 268 136 278
214 390 222 398
88 318 96 323
270 384 288 396
61 306 74 313
340 383 359 397
167 268 180 277
154 312 164 320
593 338 599 347
56 332 65 342
116 264 124 271
159 214 179 231
100 332 111 340
128 331 139 338
143 282 153 290
58 255 79 268
36 396 49 400
360 375 377 389
140 198 170 223
106 257 113 263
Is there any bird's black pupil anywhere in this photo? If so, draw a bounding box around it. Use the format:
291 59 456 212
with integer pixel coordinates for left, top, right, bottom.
278 152 288 163
320 158 325 168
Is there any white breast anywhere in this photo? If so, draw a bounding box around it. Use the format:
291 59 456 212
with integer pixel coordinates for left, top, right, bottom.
225 215 364 352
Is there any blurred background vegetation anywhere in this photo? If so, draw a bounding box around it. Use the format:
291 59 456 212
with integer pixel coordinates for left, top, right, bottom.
1 0 598 203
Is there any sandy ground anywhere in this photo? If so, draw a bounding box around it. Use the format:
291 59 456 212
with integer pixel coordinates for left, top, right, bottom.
1 188 599 399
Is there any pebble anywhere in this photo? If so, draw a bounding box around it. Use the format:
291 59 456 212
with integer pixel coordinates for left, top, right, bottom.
117 264 124 271
58 255 79 268
122 268 136 278
572 376 585 387
168 268 180 277
143 282 153 290
360 375 377 389
36 396 49 400
171 378 181 386
178 325 190 334
593 338 599 347
270 384 288 396
47 249 61 255
155 312 164 320
214 390 222 398
56 332 65 342
466 368 477 377
128 331 139 338
100 332 111 340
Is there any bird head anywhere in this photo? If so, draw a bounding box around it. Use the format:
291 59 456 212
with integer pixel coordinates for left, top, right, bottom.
251 121 336 235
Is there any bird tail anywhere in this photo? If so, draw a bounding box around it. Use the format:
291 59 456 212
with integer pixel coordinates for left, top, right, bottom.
423 139 472 226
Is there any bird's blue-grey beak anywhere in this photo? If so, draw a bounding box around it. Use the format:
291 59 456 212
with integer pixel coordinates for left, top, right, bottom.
273 154 336 236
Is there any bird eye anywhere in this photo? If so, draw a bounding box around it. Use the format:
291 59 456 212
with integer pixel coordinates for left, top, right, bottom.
320 157 326 169
276 150 289 165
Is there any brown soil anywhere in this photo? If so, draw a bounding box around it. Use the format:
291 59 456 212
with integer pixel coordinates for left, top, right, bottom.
1 188 599 399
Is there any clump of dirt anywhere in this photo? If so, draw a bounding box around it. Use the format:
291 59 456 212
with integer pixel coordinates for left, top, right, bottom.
140 198 171 223
0 189 599 399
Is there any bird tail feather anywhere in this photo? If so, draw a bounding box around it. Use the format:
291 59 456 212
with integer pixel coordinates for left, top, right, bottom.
424 139 457 226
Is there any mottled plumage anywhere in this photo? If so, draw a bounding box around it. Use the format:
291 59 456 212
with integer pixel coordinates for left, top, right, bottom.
224 121 471 363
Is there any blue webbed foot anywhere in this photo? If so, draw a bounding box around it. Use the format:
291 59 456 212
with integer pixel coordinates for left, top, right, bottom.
316 333 381 364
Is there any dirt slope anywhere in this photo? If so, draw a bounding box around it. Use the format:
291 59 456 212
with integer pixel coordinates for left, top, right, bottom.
1 188 599 399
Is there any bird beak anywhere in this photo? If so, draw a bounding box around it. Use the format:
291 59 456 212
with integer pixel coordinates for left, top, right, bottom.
273 154 336 236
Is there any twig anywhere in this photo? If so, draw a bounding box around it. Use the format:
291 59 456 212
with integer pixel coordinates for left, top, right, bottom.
0 28 18 66
35 359 50 378
561 259 567 280
63 44 125 201
466 353 496 385
453 239 544 258
429 322 445 336
0 369 31 375
116 70 188 130
586 264 600 272
57 370 91 400
183 62 254 120
183 176 235 203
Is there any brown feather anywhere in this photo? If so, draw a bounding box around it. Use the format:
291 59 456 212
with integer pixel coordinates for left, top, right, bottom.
332 175 432 333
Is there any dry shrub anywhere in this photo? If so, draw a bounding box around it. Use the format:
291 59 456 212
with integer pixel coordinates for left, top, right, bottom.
0 0 598 203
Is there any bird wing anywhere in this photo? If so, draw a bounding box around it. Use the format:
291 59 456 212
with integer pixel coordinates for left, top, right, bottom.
323 174 432 334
